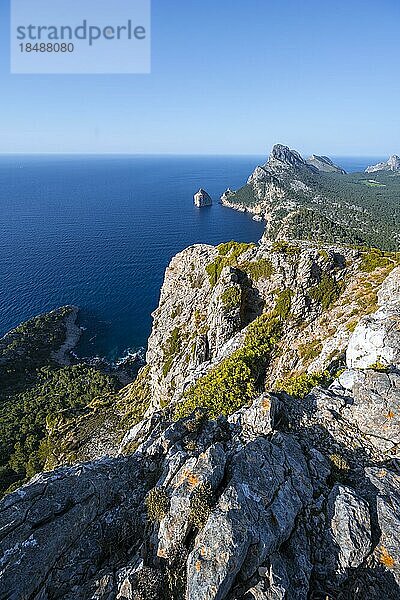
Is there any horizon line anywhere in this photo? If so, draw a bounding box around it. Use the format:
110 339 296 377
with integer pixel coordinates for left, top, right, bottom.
0 151 388 158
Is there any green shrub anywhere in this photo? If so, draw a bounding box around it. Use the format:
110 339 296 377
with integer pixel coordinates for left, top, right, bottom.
242 258 274 281
346 320 358 333
118 365 151 431
189 483 213 530
298 340 323 362
217 241 254 258
174 313 282 420
369 360 389 373
329 453 350 483
317 249 330 261
274 288 293 320
0 364 117 496
271 241 300 255
220 286 241 311
360 248 392 272
162 327 181 377
275 371 330 398
206 242 254 287
308 274 343 311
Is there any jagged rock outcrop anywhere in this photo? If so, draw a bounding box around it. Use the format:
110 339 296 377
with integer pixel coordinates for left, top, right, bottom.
143 240 398 415
366 155 400 173
347 266 400 370
194 189 212 207
306 154 346 174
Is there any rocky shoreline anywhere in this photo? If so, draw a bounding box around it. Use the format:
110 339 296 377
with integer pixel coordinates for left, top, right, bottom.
51 305 82 365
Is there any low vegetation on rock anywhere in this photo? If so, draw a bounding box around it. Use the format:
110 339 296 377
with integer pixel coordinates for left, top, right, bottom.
274 370 330 399
0 308 120 495
175 313 282 419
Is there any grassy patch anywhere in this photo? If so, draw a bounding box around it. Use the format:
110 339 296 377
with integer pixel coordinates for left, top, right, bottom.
360 248 393 273
242 258 274 281
298 340 323 362
308 274 344 311
274 371 330 399
220 286 241 311
274 288 293 320
145 486 170 522
162 327 182 377
189 483 213 530
206 242 254 287
271 240 300 255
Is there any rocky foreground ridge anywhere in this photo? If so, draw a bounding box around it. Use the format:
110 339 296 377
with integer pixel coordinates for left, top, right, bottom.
0 239 400 599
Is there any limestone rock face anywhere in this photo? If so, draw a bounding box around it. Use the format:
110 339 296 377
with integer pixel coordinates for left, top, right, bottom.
186 433 313 600
366 154 400 173
194 188 212 207
346 306 400 369
145 244 252 412
267 143 309 170
367 467 400 588
0 455 154 599
347 267 400 370
346 267 400 369
378 266 400 306
306 154 346 174
143 238 396 416
328 484 372 575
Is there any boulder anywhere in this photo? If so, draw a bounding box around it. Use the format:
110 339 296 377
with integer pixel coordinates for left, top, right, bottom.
328 484 372 575
346 306 400 370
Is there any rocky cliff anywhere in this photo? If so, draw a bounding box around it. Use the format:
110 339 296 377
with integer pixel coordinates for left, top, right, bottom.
1 240 400 599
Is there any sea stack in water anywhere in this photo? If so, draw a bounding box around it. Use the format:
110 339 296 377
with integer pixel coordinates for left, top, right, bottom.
194 188 212 207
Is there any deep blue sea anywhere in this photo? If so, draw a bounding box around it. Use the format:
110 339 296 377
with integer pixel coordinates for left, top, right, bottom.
0 154 385 360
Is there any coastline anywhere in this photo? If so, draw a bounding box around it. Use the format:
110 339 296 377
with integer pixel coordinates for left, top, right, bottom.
52 306 82 366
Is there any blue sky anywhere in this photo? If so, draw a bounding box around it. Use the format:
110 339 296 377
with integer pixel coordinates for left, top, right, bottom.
0 0 399 155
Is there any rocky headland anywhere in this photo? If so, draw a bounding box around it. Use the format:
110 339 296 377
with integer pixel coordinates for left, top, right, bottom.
306 153 346 174
220 144 400 252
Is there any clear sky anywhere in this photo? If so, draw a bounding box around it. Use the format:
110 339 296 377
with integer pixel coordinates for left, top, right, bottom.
0 0 399 155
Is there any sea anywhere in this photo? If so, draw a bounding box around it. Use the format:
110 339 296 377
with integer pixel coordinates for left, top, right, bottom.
0 154 385 362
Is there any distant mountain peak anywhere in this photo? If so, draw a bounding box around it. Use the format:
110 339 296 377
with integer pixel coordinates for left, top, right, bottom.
365 154 400 173
264 144 346 175
306 154 347 174
267 144 308 169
